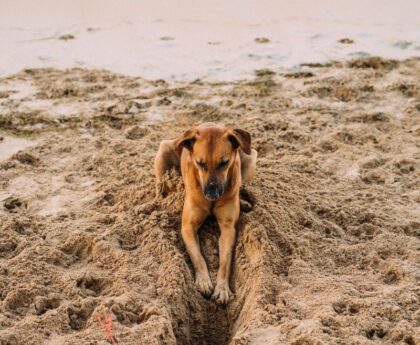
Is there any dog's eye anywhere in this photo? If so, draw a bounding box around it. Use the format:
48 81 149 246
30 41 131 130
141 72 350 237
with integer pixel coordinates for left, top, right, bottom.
197 160 208 170
218 160 229 169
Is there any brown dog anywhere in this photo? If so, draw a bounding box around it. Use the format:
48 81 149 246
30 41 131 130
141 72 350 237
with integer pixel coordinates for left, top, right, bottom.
154 123 257 304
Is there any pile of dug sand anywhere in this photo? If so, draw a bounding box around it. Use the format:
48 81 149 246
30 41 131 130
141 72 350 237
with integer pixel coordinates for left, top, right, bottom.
0 57 419 345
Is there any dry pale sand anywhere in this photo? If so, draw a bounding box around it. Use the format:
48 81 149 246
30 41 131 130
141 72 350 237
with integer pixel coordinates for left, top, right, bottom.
0 57 419 345
1 0 419 80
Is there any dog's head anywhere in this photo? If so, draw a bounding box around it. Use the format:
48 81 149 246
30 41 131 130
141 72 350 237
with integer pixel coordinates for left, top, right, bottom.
176 123 251 201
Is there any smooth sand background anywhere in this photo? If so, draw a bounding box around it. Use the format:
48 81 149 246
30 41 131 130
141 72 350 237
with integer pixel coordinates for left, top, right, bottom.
1 0 419 80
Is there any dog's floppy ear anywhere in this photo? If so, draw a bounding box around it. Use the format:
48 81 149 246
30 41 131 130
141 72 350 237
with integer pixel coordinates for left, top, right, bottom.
175 128 198 155
228 128 251 154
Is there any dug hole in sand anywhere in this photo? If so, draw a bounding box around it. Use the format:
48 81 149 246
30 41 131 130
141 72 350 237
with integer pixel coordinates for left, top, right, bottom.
0 57 419 344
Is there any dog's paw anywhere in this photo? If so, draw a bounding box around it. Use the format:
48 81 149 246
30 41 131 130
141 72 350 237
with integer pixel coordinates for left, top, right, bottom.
195 273 213 298
211 282 232 305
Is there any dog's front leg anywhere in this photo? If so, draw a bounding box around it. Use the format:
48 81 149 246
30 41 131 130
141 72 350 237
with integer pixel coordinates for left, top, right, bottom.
213 202 238 304
181 200 213 297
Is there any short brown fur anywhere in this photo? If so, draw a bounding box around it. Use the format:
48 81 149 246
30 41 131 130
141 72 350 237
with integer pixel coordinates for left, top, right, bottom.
154 122 257 304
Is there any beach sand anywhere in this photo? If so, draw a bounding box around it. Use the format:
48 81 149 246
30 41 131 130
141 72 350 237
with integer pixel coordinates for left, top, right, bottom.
1 0 419 80
0 56 419 344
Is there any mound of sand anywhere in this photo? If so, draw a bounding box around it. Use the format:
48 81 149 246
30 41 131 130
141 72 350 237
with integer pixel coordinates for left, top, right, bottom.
0 57 419 344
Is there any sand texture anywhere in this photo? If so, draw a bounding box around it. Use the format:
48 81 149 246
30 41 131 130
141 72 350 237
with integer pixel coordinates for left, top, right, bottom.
0 57 419 344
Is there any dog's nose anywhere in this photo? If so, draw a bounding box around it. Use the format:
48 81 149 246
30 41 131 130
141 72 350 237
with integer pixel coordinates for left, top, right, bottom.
208 181 217 191
204 181 222 200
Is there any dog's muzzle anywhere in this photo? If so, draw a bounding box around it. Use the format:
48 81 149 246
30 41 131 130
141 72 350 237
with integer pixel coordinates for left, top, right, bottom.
203 181 223 201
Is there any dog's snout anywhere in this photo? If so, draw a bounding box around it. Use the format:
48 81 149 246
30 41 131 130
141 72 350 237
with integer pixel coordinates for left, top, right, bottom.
203 181 223 200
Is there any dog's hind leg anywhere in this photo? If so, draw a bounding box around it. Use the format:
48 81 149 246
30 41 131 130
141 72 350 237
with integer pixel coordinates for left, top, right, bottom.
240 149 257 183
154 139 180 197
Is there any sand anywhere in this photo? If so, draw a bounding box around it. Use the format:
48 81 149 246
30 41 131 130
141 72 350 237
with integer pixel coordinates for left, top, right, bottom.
1 0 420 80
0 57 419 344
